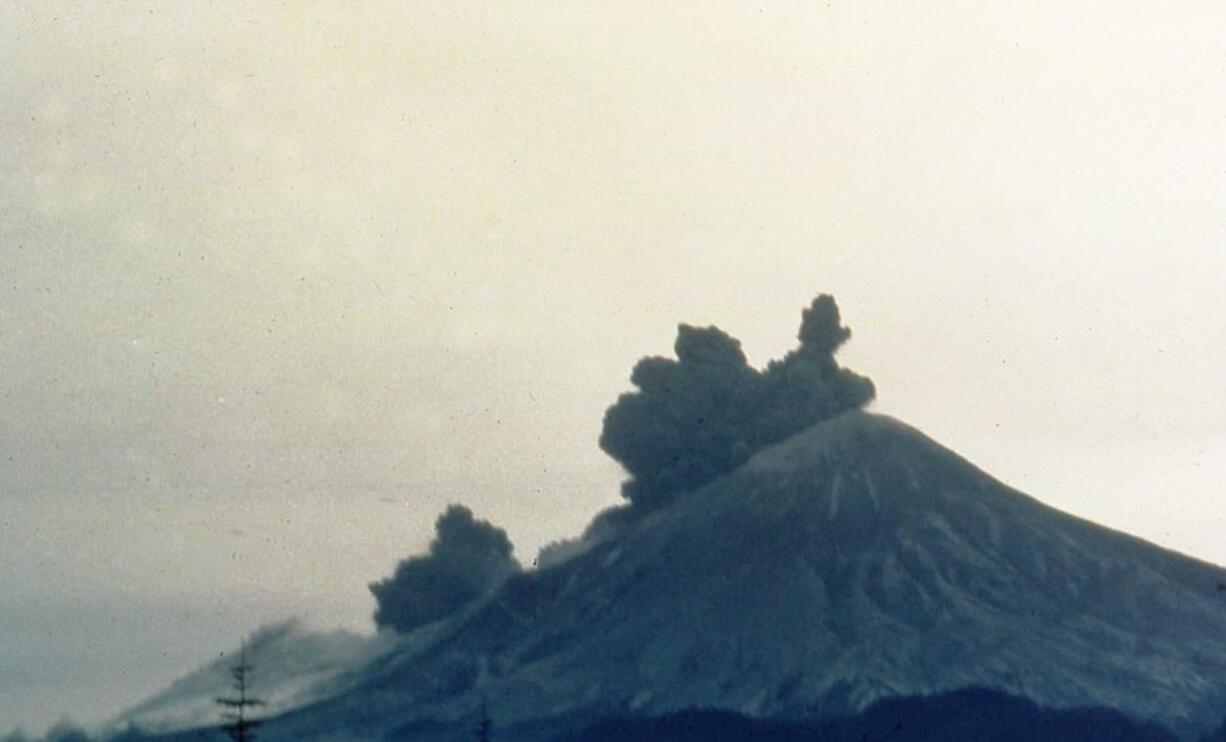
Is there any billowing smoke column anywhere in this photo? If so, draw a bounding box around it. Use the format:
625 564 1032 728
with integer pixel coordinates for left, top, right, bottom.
599 294 874 511
371 295 873 628
370 505 521 633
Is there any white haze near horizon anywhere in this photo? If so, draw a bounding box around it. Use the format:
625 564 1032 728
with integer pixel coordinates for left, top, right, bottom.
1 1 1224 734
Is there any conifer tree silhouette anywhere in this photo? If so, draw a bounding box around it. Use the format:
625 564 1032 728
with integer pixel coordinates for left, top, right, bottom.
216 642 264 741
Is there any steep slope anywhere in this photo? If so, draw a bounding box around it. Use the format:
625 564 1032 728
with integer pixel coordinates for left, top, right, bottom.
162 412 1226 739
111 621 390 736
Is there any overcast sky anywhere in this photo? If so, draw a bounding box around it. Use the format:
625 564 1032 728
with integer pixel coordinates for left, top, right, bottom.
3 1 1225 734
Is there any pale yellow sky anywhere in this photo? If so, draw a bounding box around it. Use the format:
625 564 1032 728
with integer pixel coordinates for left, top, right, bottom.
2 1 1225 733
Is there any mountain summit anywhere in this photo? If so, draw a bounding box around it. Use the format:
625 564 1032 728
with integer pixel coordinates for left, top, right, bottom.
190 411 1226 740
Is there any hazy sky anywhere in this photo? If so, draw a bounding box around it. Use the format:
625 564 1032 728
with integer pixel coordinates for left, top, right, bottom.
3 1 1225 733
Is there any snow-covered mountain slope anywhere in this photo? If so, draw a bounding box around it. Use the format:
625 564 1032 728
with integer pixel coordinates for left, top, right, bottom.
146 412 1226 740
111 620 391 736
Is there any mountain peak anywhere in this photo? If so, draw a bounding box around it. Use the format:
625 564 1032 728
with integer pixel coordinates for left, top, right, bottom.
663 410 1004 541
749 409 916 465
127 414 1226 740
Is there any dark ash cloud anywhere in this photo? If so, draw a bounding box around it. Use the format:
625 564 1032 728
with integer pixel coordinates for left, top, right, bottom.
599 294 874 511
369 505 520 633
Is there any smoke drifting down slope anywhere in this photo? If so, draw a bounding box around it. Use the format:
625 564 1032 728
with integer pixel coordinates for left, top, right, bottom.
171 412 1226 740
115 294 1226 740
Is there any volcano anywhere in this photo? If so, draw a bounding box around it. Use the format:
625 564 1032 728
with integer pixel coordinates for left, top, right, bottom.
125 412 1226 740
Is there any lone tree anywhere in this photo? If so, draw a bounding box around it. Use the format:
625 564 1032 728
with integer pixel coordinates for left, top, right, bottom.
216 643 264 742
